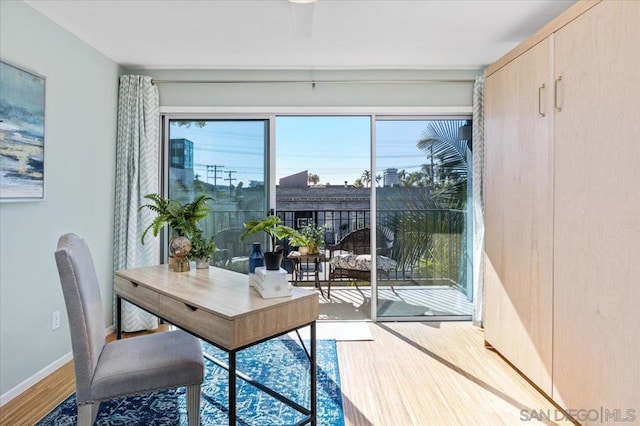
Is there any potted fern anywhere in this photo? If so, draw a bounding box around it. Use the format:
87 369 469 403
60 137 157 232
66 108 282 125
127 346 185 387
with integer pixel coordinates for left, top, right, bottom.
241 215 302 270
139 193 212 271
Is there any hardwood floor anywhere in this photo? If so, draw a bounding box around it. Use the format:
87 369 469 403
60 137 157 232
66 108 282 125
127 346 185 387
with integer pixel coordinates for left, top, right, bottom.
338 322 573 425
0 322 571 425
0 361 75 425
0 326 168 425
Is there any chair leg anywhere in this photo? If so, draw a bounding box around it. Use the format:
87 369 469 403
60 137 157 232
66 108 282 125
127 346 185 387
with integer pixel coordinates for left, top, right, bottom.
77 402 98 425
186 383 201 426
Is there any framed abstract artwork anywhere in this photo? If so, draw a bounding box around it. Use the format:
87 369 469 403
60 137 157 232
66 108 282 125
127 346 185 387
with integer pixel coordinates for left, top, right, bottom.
0 60 46 202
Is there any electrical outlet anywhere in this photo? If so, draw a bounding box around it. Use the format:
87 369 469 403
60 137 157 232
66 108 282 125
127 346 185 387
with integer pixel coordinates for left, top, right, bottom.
52 311 60 330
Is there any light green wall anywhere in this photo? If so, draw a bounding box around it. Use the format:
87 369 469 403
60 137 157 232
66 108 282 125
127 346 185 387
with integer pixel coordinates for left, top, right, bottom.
129 68 480 107
0 1 121 396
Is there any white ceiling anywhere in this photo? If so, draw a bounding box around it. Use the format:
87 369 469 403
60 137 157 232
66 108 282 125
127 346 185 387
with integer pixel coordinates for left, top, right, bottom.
25 0 576 70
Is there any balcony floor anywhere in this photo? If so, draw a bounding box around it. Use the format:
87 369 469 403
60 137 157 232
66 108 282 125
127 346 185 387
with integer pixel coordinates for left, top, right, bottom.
314 284 473 321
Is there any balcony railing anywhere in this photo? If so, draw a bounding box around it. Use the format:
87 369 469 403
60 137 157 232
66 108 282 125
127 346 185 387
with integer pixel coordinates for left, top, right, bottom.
202 208 466 288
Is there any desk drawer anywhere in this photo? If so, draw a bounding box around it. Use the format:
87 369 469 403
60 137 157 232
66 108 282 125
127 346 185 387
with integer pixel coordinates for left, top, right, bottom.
158 294 233 349
114 276 160 314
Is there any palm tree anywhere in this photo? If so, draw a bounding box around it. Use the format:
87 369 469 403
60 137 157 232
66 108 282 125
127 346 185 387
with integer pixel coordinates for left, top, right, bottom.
417 120 469 209
308 173 320 185
384 120 470 280
176 121 206 128
361 170 372 187
403 171 427 187
397 169 407 185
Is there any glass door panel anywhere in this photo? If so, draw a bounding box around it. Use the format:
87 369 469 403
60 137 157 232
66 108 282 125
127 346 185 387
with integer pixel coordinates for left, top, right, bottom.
275 116 371 320
375 119 473 319
166 119 268 273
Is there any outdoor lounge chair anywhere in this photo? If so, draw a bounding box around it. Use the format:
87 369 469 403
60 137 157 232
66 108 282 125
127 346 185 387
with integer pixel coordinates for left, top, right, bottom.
326 227 397 299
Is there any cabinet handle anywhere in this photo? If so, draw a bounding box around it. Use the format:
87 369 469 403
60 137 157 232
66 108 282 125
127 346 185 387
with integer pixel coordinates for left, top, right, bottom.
538 83 546 117
554 75 562 111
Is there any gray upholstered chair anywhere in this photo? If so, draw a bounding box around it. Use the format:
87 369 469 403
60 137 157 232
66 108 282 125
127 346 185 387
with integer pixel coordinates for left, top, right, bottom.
54 233 204 425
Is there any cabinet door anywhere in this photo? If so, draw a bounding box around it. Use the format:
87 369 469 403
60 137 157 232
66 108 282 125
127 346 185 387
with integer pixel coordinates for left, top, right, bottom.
484 38 554 394
553 0 640 413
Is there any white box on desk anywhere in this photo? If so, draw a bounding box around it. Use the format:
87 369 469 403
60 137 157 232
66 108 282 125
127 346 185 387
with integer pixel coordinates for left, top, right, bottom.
251 267 291 298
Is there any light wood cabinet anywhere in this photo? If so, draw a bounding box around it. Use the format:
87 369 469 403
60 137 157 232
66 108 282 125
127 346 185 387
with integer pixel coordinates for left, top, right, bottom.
484 0 640 422
484 37 554 395
552 0 640 415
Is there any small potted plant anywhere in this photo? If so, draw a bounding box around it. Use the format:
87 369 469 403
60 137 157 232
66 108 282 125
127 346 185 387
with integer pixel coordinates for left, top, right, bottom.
189 228 216 269
299 223 325 254
289 233 311 255
241 215 302 270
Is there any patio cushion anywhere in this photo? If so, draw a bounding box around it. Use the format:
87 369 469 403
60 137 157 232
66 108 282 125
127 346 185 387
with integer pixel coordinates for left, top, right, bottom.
329 254 396 272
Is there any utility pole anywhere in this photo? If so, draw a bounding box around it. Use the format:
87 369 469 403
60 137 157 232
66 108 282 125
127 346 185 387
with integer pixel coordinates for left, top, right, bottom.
224 170 237 196
206 164 224 192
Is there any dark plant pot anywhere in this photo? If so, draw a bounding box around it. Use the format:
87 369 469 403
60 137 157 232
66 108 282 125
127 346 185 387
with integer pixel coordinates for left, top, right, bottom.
263 251 283 270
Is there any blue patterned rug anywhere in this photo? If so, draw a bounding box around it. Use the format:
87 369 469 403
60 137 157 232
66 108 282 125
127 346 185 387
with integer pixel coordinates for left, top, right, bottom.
38 338 344 425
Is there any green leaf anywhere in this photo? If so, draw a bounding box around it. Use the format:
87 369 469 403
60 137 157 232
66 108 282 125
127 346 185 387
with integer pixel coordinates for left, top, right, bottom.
139 194 212 244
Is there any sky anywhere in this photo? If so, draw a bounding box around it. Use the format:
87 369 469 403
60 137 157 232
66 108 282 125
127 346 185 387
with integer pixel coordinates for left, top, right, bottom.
169 117 451 187
275 116 370 185
170 120 265 187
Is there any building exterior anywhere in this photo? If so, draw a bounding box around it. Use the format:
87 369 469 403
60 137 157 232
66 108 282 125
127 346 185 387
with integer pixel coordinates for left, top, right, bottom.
169 138 194 185
383 168 399 187
279 170 308 188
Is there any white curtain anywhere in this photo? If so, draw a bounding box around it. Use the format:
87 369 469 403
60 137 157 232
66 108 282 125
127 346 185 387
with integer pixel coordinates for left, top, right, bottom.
472 75 485 327
113 75 160 331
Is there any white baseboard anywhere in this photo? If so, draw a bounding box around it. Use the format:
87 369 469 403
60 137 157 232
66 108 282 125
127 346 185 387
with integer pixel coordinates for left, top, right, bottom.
106 324 115 335
0 326 117 407
0 351 72 407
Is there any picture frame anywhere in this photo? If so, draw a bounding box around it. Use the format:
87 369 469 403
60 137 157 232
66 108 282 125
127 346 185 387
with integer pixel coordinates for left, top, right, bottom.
0 60 46 202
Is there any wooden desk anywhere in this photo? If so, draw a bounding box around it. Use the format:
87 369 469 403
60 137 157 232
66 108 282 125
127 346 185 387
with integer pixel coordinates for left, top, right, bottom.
114 265 319 425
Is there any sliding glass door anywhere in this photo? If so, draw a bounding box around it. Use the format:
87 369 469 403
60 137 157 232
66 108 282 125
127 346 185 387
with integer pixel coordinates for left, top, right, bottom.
374 118 473 319
161 113 473 321
164 118 268 272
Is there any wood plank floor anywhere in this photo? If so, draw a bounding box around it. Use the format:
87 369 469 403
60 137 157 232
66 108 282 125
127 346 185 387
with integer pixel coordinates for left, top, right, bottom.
0 322 571 425
0 326 166 425
338 322 572 425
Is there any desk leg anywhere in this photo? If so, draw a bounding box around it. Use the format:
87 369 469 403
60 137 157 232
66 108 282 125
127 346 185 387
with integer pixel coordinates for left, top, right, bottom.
311 321 317 426
314 259 325 298
229 351 236 425
116 296 122 340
